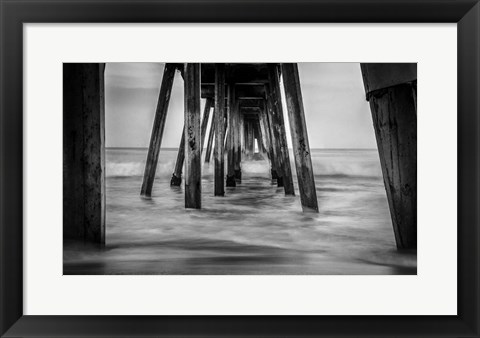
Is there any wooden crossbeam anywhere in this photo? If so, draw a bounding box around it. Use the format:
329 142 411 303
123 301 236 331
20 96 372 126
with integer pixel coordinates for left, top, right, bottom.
201 63 269 84
202 84 265 99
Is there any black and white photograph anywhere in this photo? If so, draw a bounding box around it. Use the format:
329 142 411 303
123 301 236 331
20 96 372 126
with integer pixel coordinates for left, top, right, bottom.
63 62 417 275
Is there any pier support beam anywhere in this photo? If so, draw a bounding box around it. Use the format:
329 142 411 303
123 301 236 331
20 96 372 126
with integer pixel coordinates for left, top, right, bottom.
141 63 176 197
265 88 282 183
172 98 212 185
361 63 417 249
281 63 319 212
170 128 185 186
234 101 242 181
240 114 245 156
201 98 213 149
263 100 278 180
244 121 251 158
184 63 202 209
259 109 272 161
204 117 215 163
267 64 295 194
254 119 266 155
214 64 226 196
63 63 105 244
248 120 256 157
226 84 237 187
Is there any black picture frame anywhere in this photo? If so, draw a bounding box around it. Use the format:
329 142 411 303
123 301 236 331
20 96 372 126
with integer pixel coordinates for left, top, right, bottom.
1 1 478 337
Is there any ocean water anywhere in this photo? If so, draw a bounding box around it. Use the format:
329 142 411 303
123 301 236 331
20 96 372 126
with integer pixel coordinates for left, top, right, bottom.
63 148 417 275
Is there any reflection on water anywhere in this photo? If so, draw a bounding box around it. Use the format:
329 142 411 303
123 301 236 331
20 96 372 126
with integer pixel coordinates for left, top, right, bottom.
63 148 416 275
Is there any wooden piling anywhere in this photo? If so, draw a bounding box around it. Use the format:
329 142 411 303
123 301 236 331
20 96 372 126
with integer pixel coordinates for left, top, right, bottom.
253 121 259 153
361 63 417 249
171 94 212 185
412 81 417 114
226 84 237 187
233 101 242 181
170 128 185 186
141 63 176 197
224 127 229 153
170 86 212 186
259 110 271 160
204 120 215 163
200 98 213 149
250 121 256 154
265 90 282 183
267 64 294 195
254 119 266 154
281 63 318 212
245 120 255 158
240 114 246 156
244 121 249 157
262 99 278 179
63 63 105 244
184 63 202 209
214 64 226 196
223 111 229 148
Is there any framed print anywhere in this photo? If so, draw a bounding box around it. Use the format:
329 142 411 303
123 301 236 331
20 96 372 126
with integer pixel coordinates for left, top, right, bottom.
1 0 479 337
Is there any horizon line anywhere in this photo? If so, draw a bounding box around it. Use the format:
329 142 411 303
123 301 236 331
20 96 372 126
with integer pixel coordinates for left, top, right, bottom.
105 146 378 150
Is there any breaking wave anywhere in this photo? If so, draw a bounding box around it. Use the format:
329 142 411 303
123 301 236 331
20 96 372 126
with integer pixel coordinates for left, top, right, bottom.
105 149 382 179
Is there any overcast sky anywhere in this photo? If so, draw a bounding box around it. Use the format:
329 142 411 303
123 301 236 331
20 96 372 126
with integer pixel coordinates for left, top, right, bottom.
105 63 376 149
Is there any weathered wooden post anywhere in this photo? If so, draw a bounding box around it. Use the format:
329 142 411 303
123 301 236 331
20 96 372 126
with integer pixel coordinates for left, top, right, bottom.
245 120 254 158
240 113 246 156
184 63 202 209
412 82 417 112
224 127 229 153
281 63 319 212
259 109 272 161
253 120 259 153
171 98 212 185
243 121 249 158
204 118 215 163
250 121 256 154
170 127 185 186
223 111 229 147
214 64 226 196
263 99 278 180
254 119 266 155
267 64 295 195
226 84 237 187
141 63 177 197
234 101 242 181
265 90 282 183
200 98 213 149
360 63 417 249
63 63 105 244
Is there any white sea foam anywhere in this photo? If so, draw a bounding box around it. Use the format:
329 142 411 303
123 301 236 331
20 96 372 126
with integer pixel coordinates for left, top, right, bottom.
106 161 176 178
105 149 382 178
64 148 416 275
